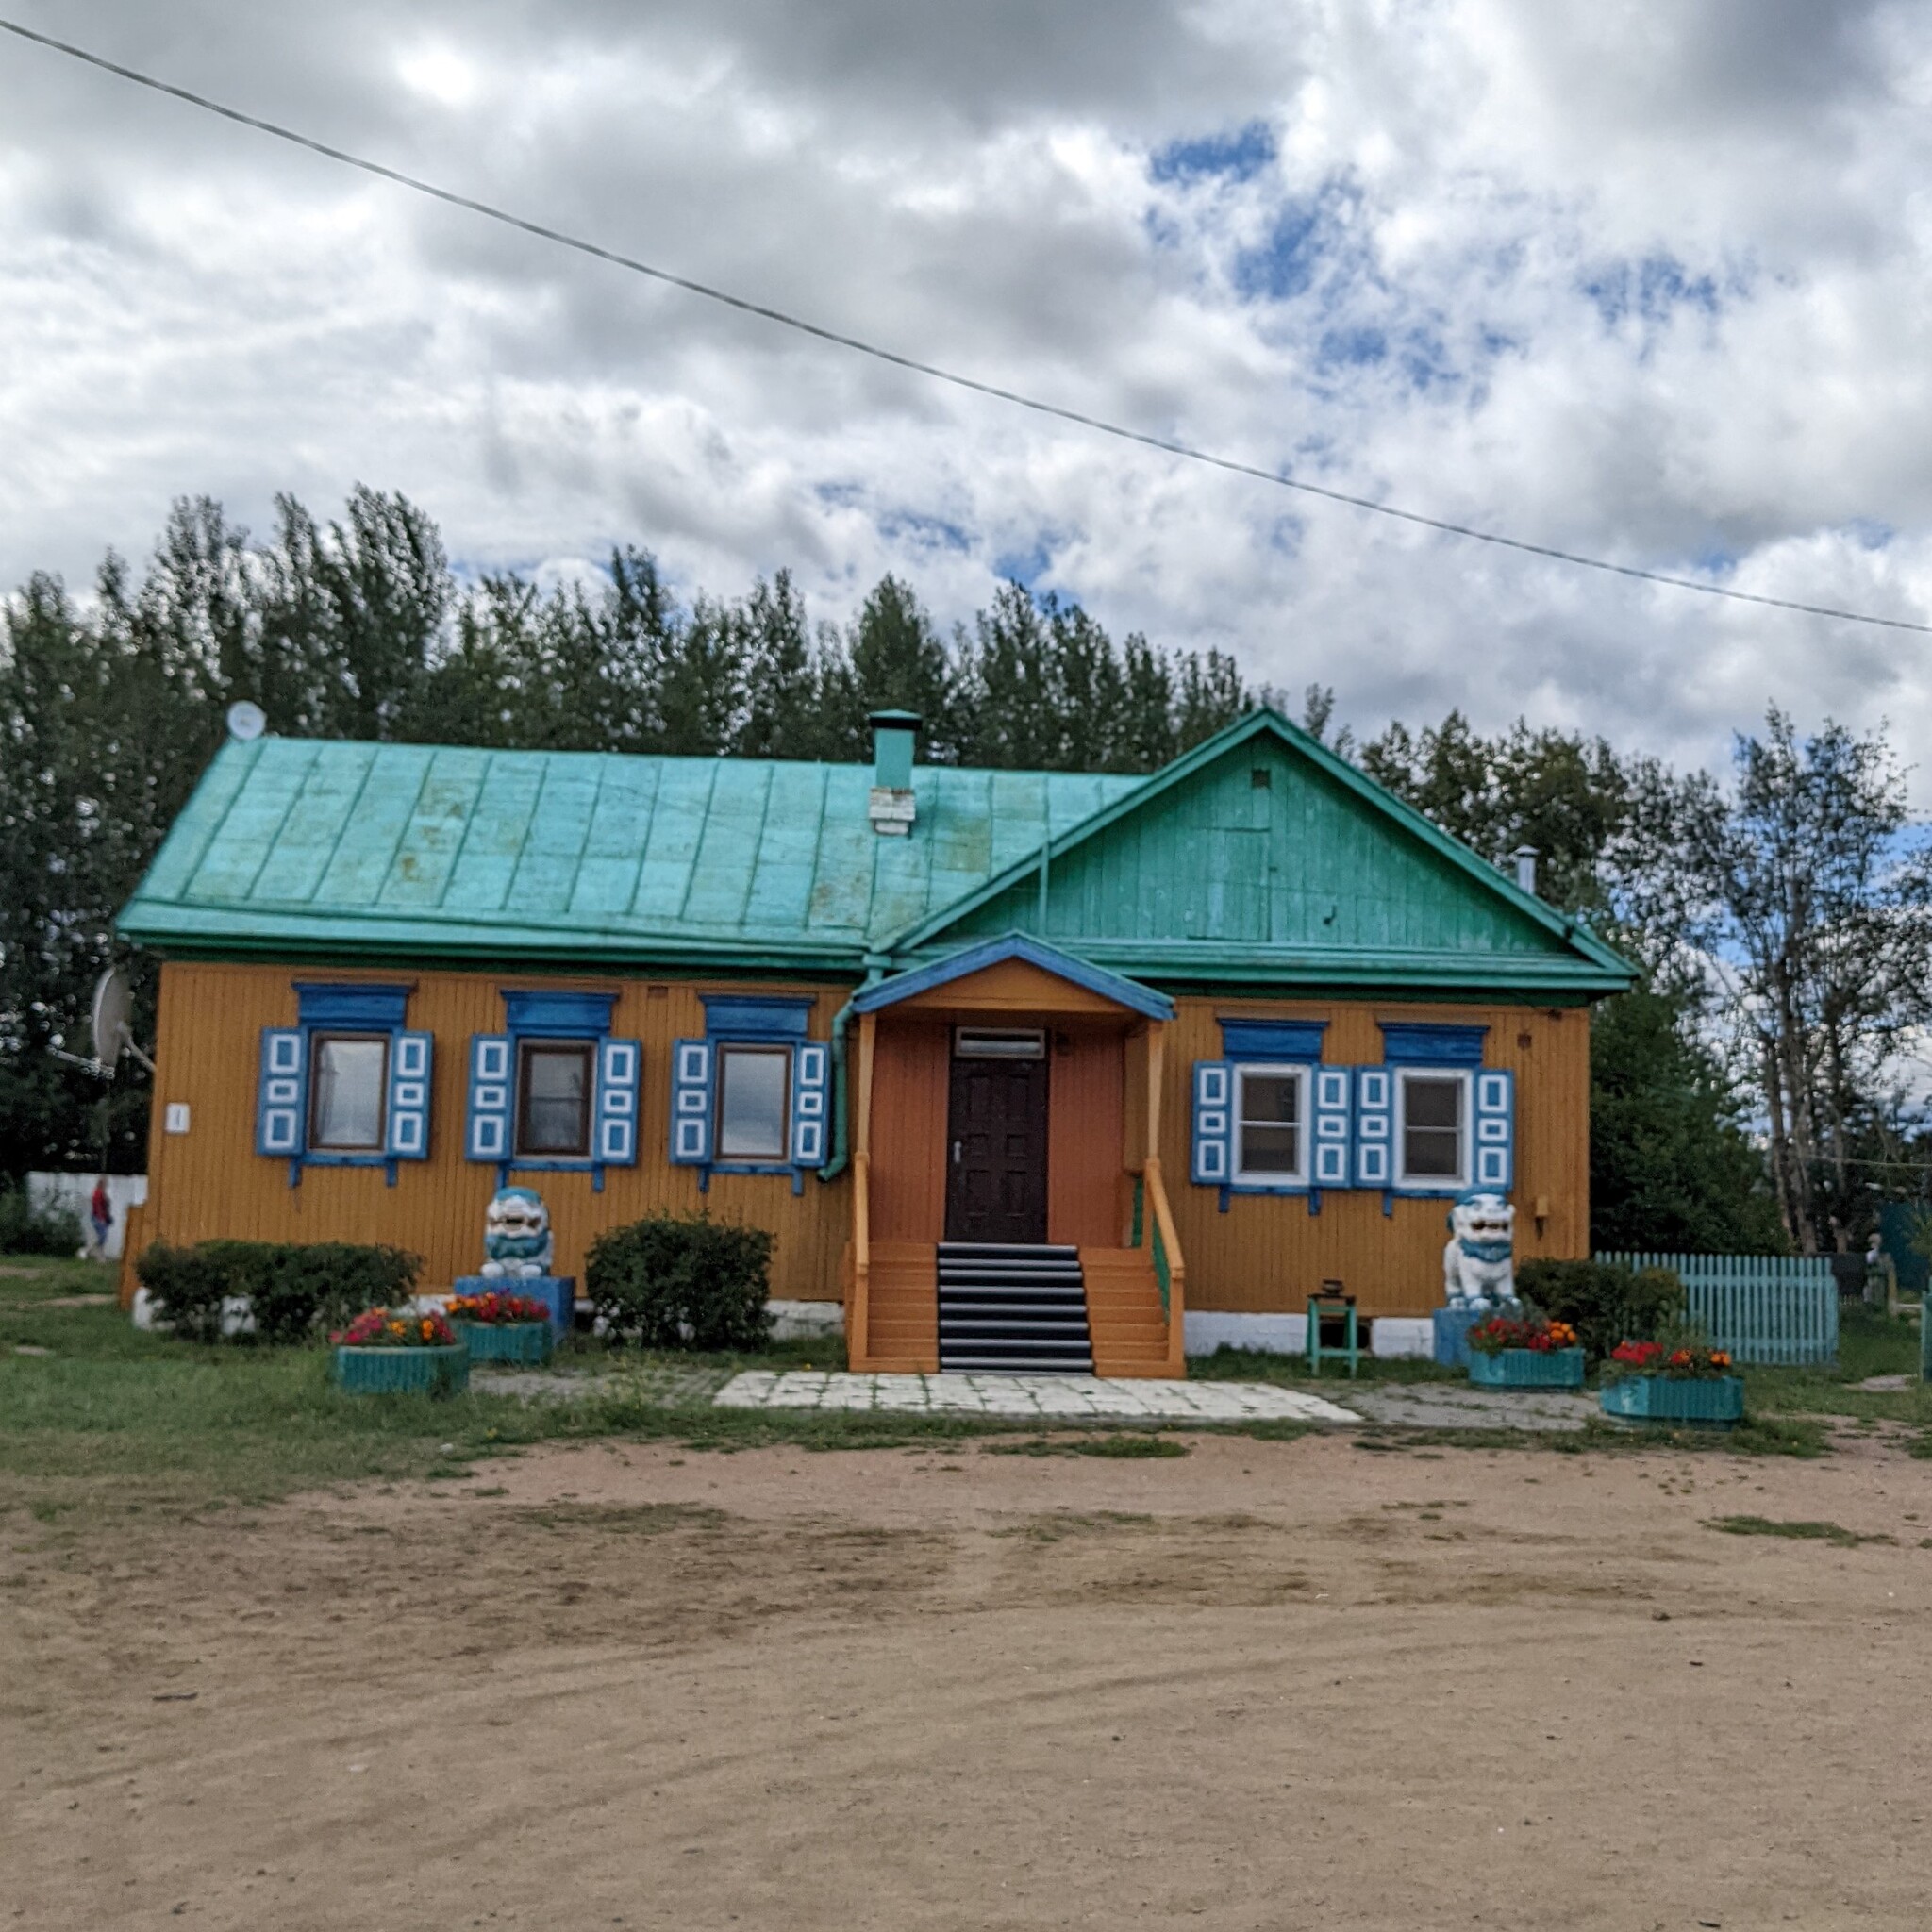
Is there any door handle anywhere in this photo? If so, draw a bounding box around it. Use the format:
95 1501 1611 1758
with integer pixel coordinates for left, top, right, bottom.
952 1141 962 1165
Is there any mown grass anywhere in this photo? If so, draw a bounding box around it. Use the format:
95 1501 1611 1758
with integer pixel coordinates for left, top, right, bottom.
0 1258 1012 1519
4 1257 1912 1522
1706 1513 1896 1547
1188 1344 1464 1388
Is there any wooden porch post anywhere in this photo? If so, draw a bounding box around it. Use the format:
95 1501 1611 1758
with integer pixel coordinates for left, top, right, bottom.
849 1010 877 1370
1140 1018 1187 1374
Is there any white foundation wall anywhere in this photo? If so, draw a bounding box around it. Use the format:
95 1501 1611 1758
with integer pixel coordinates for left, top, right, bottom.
1184 1311 1433 1359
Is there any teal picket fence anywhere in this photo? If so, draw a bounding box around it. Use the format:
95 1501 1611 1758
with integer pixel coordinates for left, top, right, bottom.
1595 1253 1839 1367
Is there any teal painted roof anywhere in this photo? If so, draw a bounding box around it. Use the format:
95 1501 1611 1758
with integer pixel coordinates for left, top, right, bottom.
119 738 1141 968
119 715 1634 995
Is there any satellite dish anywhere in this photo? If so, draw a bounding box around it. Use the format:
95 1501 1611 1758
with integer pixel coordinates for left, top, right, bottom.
226 700 267 741
86 965 155 1075
90 966 131 1066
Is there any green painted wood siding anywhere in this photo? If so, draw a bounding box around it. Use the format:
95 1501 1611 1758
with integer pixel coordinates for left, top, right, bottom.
951 735 1556 958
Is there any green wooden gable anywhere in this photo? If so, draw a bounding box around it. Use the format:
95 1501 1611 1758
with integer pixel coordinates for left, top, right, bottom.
887 712 1631 996
119 711 1631 995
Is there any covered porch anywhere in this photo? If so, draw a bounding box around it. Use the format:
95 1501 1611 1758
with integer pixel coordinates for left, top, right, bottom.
841 936 1186 1377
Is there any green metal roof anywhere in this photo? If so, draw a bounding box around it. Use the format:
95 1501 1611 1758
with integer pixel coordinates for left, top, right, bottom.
118 714 1634 996
118 738 1141 970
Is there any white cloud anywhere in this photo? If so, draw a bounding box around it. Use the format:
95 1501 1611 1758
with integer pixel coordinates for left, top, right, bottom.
1 0 1929 788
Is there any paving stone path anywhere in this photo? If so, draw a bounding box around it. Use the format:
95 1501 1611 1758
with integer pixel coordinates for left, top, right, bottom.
1347 1382 1596 1432
713 1371 1362 1424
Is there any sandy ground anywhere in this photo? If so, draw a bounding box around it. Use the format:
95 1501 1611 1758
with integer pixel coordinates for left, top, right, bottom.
6 1431 1932 1931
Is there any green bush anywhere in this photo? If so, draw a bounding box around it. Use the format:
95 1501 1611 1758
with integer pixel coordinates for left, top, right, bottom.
0 1184 84 1257
135 1240 421 1344
1515 1258 1685 1362
587 1211 774 1352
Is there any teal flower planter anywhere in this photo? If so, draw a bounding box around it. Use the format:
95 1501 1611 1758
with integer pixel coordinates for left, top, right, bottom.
1600 1374 1744 1428
334 1343 470 1396
457 1320 553 1365
1469 1346 1585 1390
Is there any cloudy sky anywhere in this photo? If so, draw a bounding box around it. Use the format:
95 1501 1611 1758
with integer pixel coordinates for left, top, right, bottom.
2 1 1929 781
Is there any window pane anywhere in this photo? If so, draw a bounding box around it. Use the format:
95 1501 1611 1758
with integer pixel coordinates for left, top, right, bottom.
1238 1071 1301 1175
717 1048 790 1159
310 1036 387 1149
1240 1074 1300 1125
520 1043 591 1155
1403 1075 1464 1179
1239 1123 1300 1174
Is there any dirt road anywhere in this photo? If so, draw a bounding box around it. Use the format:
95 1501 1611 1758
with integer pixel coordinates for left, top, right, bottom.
7 1432 1931 1929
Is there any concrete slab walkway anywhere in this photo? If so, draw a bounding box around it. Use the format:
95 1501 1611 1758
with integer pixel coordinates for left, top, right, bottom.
712 1371 1362 1424
1347 1383 1595 1432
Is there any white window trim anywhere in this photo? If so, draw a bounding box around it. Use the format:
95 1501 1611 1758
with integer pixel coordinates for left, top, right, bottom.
1232 1062 1310 1188
1395 1067 1472 1191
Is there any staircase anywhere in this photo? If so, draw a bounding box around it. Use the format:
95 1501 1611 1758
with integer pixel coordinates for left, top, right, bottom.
937 1243 1094 1374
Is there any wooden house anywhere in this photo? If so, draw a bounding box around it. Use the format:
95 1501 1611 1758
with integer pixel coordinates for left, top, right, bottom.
115 708 1631 1374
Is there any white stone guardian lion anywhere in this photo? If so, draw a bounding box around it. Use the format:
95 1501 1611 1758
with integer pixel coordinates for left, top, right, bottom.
480 1185 554 1279
1442 1189 1518 1310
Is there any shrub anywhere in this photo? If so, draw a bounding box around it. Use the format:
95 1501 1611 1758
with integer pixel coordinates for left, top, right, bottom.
1515 1258 1685 1362
587 1211 773 1352
0 1184 84 1257
135 1240 421 1344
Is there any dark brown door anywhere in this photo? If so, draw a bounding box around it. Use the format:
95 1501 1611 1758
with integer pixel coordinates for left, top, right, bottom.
945 1052 1050 1243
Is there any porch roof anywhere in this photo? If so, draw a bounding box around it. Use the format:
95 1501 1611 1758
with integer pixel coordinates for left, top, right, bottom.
849 934 1174 1021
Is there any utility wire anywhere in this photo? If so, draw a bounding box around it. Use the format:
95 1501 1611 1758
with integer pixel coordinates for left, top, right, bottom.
5 15 1929 638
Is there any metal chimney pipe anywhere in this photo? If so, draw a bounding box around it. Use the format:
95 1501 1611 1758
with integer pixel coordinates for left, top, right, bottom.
1512 845 1540 895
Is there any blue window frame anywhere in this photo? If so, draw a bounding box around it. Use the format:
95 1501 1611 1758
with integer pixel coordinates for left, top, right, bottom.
669 994 828 1193
255 983 432 1187
464 990 641 1191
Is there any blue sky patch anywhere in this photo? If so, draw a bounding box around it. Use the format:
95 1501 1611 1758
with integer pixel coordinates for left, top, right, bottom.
1581 254 1721 329
1151 120 1275 186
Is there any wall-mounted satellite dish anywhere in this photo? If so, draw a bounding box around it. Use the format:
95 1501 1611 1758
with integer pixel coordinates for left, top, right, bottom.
87 965 156 1076
225 699 267 741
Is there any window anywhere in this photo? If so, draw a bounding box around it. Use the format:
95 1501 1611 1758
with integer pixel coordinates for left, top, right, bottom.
1235 1064 1307 1183
715 1045 791 1160
517 1041 593 1158
308 1034 388 1151
1398 1070 1468 1185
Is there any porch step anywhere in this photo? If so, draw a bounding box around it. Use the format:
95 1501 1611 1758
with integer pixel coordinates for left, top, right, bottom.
937 1243 1093 1374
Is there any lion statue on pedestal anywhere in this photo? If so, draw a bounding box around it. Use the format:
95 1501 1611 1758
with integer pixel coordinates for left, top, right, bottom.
479 1186 554 1279
1442 1189 1518 1310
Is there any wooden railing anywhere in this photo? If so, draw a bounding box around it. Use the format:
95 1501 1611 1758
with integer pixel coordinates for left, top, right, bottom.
1130 1155 1186 1373
849 1149 872 1368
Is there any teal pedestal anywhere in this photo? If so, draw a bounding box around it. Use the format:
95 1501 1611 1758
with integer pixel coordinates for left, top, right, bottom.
1432 1307 1481 1369
452 1275 575 1340
334 1344 470 1396
1600 1375 1744 1428
1469 1347 1585 1390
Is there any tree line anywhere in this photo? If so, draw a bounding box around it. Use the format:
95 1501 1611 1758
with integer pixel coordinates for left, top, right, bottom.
4 485 1928 1257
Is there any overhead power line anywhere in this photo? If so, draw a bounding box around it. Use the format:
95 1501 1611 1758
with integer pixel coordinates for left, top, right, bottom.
4 16 1929 638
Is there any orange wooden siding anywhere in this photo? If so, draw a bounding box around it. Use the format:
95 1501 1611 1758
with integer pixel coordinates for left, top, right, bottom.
1046 1026 1127 1248
133 962 1590 1326
133 961 853 1301
1156 998 1591 1320
868 1018 949 1243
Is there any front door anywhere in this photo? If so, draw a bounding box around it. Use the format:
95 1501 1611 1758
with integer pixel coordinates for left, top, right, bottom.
945 1038 1050 1244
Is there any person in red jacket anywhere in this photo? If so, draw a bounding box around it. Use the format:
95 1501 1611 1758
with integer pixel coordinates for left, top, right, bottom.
87 1176 112 1260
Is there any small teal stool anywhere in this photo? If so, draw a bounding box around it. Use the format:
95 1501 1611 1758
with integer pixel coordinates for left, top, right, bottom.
1307 1284 1360 1378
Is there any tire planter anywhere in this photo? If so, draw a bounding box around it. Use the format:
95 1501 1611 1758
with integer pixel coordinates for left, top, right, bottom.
1469 1346 1586 1390
1599 1374 1744 1428
334 1343 471 1396
456 1320 553 1366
